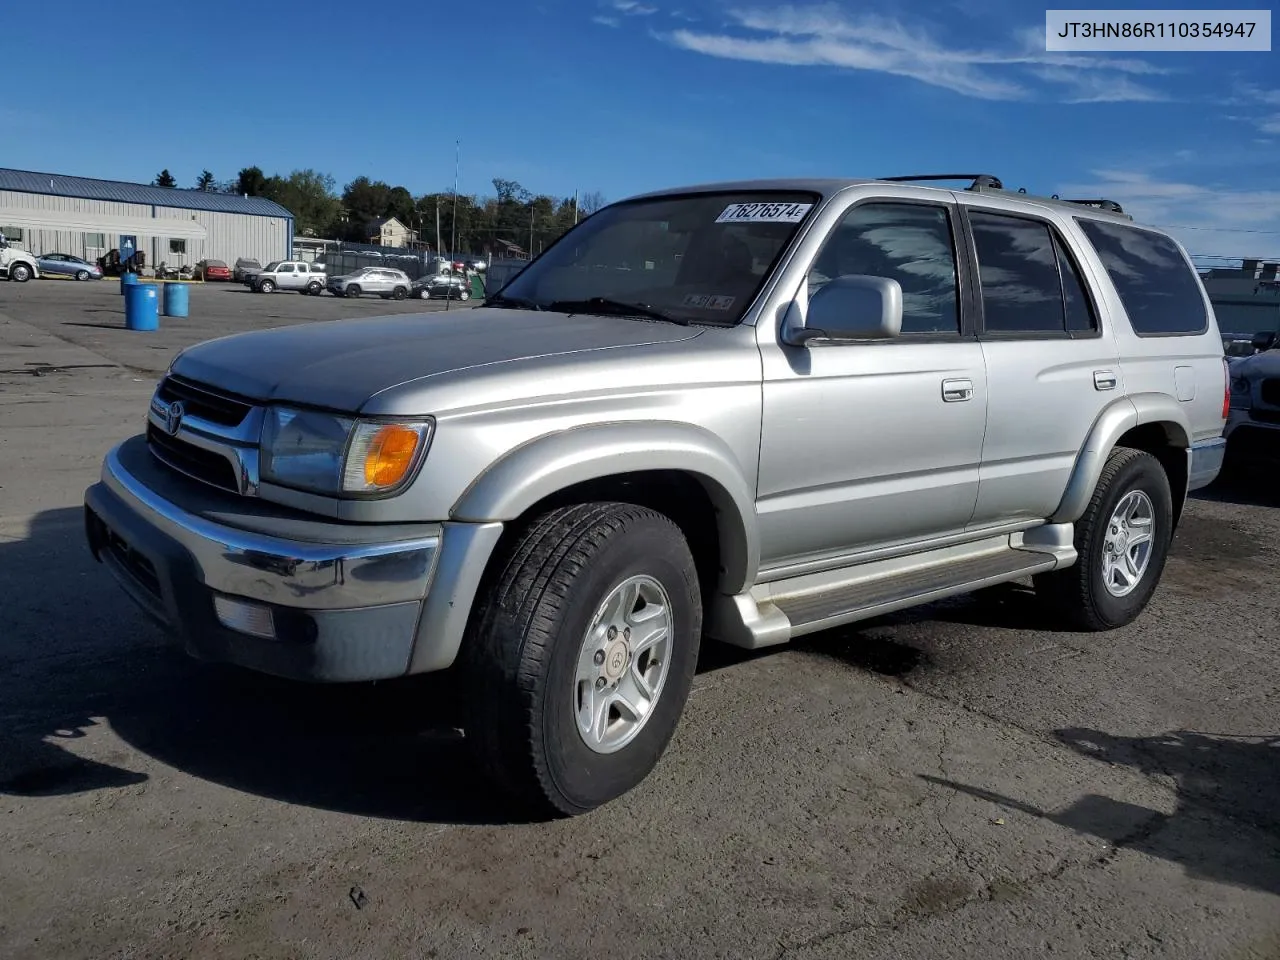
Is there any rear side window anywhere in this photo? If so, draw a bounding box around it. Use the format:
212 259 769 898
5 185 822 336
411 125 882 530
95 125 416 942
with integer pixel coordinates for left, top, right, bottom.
1075 219 1207 335
968 211 1099 336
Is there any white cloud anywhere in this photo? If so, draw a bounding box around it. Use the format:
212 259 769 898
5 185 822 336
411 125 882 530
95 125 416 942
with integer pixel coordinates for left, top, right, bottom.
1058 170 1280 260
612 0 659 13
660 4 1173 102
593 15 621 26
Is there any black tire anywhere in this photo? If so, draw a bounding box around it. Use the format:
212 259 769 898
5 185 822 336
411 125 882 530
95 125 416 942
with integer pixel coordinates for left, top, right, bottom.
75 269 90 281
307 282 322 295
462 502 703 817
10 263 32 282
392 286 407 300
459 288 470 301
417 287 431 299
1033 447 1173 631
259 278 275 293
346 284 361 298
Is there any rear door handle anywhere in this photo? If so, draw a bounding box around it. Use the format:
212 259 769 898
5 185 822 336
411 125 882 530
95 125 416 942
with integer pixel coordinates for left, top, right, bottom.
1093 370 1118 391
942 378 973 402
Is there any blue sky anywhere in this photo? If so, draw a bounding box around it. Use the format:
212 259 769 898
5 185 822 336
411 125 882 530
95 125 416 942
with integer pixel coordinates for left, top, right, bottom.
2 0 1277 258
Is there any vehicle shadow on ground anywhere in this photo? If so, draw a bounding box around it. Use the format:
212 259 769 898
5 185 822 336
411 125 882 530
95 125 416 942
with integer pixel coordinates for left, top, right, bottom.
922 728 1280 897
1192 467 1280 509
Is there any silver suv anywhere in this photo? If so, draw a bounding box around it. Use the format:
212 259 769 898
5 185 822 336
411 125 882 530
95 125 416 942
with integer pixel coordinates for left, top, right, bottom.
84 174 1227 817
248 260 326 295
326 266 411 299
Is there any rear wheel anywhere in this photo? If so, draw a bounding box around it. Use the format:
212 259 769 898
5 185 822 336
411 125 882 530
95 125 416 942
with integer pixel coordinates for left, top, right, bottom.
392 286 407 300
463 502 702 817
1034 447 1173 630
75 269 90 281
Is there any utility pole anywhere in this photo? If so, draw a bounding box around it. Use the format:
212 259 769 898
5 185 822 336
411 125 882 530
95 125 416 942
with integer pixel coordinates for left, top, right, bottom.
573 189 579 225
447 139 459 312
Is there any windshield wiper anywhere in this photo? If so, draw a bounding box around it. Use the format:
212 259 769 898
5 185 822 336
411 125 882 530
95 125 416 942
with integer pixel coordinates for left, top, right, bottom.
484 293 543 310
546 297 689 326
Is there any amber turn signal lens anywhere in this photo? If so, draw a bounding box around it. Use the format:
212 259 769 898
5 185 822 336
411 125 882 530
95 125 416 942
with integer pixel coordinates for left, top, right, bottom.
362 424 421 487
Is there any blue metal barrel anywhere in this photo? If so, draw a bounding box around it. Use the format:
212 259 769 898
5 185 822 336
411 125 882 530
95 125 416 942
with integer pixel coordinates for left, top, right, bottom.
163 281 189 317
119 271 138 294
124 283 160 331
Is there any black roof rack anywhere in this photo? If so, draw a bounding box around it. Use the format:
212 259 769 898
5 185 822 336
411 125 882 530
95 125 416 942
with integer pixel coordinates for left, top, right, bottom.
879 173 1004 190
877 173 1130 219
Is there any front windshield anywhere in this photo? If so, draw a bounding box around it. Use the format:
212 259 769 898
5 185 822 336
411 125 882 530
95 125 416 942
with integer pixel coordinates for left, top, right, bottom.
497 191 819 324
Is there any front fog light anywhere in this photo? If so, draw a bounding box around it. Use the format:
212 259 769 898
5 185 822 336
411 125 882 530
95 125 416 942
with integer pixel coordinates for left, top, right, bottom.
213 595 277 640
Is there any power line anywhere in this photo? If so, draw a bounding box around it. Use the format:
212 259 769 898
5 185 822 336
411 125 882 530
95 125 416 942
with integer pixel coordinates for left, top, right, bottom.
1155 223 1280 235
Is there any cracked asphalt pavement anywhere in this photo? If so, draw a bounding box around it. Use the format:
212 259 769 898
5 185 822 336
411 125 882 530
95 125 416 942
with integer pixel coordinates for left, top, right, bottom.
1 281 1278 959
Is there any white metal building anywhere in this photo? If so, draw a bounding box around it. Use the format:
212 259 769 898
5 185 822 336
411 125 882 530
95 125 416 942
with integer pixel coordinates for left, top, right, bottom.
0 167 293 270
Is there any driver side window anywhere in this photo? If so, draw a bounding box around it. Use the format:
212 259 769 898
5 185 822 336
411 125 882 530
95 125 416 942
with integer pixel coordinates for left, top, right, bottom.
807 202 960 335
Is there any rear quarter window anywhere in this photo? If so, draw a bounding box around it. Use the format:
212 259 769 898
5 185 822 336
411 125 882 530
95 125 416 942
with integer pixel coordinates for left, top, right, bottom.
1075 218 1208 336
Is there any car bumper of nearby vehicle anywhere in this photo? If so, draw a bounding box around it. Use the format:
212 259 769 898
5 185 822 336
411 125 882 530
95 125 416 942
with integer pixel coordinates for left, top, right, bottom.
1224 411 1280 463
83 436 501 683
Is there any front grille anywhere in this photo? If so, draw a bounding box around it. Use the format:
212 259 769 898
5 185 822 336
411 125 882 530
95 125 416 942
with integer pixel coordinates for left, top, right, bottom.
1261 378 1280 408
156 375 253 427
147 423 240 492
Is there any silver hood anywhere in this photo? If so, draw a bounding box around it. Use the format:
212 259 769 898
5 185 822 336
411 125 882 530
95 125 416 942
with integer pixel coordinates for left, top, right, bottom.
168 308 703 413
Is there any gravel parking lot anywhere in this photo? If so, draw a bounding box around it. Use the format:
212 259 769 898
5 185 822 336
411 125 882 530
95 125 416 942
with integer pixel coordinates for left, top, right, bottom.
1 279 1278 960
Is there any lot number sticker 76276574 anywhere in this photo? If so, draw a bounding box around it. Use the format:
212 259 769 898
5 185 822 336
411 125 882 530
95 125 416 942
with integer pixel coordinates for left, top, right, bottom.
715 202 813 223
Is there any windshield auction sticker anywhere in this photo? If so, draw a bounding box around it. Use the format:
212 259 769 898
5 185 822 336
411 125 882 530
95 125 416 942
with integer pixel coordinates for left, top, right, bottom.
716 202 813 223
1045 9 1271 50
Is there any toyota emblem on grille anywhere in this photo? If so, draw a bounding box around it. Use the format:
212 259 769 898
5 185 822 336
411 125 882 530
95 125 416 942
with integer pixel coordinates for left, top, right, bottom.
163 400 185 436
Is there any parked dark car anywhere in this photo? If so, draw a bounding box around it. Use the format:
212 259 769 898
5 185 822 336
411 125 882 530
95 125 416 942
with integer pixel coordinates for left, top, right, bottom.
233 258 262 283
410 273 470 300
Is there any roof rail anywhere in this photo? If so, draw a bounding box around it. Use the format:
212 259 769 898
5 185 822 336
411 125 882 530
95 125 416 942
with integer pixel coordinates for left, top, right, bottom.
879 173 1004 190
1052 197 1124 214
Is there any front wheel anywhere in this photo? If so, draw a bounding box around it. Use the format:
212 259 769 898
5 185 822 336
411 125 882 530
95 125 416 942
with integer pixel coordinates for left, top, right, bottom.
463 503 703 817
1034 447 1173 630
258 279 275 293
417 287 431 299
345 284 361 298
459 288 470 301
10 263 32 282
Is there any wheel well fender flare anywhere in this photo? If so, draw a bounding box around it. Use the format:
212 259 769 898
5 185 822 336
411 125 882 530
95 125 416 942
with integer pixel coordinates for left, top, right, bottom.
449 421 760 593
1051 393 1192 524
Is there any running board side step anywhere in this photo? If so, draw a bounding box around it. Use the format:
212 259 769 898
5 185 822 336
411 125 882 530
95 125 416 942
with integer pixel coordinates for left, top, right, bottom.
707 528 1076 650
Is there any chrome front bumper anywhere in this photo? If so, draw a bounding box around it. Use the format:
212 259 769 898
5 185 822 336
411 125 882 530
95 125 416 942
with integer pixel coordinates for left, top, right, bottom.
84 436 502 682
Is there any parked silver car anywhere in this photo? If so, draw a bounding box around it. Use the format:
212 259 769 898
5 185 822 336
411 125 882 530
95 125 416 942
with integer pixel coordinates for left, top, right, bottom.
326 266 411 299
84 173 1227 818
249 260 326 295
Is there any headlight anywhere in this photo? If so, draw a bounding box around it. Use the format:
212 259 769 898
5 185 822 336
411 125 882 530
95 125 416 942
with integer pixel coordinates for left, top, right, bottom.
260 406 433 497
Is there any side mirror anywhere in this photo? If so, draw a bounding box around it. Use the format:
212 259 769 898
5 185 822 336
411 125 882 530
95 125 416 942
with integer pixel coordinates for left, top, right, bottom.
782 275 903 346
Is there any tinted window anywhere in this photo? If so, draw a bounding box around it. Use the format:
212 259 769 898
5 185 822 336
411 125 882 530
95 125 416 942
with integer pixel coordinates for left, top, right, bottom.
809 202 960 334
1076 219 1207 335
1056 235 1097 332
1213 300 1280 336
278 263 294 273
969 212 1065 333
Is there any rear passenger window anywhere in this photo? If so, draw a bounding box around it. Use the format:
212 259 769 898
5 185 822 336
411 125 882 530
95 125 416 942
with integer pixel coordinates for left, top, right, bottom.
1075 218 1208 335
969 212 1065 333
1055 235 1097 333
808 202 960 334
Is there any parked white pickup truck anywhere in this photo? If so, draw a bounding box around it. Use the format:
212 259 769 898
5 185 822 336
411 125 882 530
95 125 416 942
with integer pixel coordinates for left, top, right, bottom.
0 234 39 282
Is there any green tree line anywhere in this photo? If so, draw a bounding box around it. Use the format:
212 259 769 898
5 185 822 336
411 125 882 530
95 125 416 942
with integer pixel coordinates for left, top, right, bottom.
152 166 607 257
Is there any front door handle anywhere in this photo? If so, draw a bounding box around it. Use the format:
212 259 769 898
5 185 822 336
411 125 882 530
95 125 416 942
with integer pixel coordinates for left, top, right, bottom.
1093 370 1118 391
942 378 973 402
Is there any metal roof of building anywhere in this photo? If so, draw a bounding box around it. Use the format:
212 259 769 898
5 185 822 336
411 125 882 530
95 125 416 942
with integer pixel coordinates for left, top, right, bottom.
0 167 294 219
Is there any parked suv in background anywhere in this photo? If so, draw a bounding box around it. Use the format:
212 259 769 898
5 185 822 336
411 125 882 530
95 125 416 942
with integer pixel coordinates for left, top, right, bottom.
248 260 326 295
84 174 1226 818
232 258 262 283
326 265 411 299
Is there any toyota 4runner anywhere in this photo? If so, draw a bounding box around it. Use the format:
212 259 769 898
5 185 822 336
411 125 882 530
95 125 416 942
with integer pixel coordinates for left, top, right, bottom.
83 174 1228 816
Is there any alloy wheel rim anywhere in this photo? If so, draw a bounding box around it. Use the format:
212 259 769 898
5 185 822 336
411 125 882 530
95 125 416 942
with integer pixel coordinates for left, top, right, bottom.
1100 489 1155 598
573 574 673 754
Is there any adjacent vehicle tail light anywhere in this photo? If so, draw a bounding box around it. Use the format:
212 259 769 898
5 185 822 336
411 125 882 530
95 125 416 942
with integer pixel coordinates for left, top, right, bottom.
1222 358 1230 420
